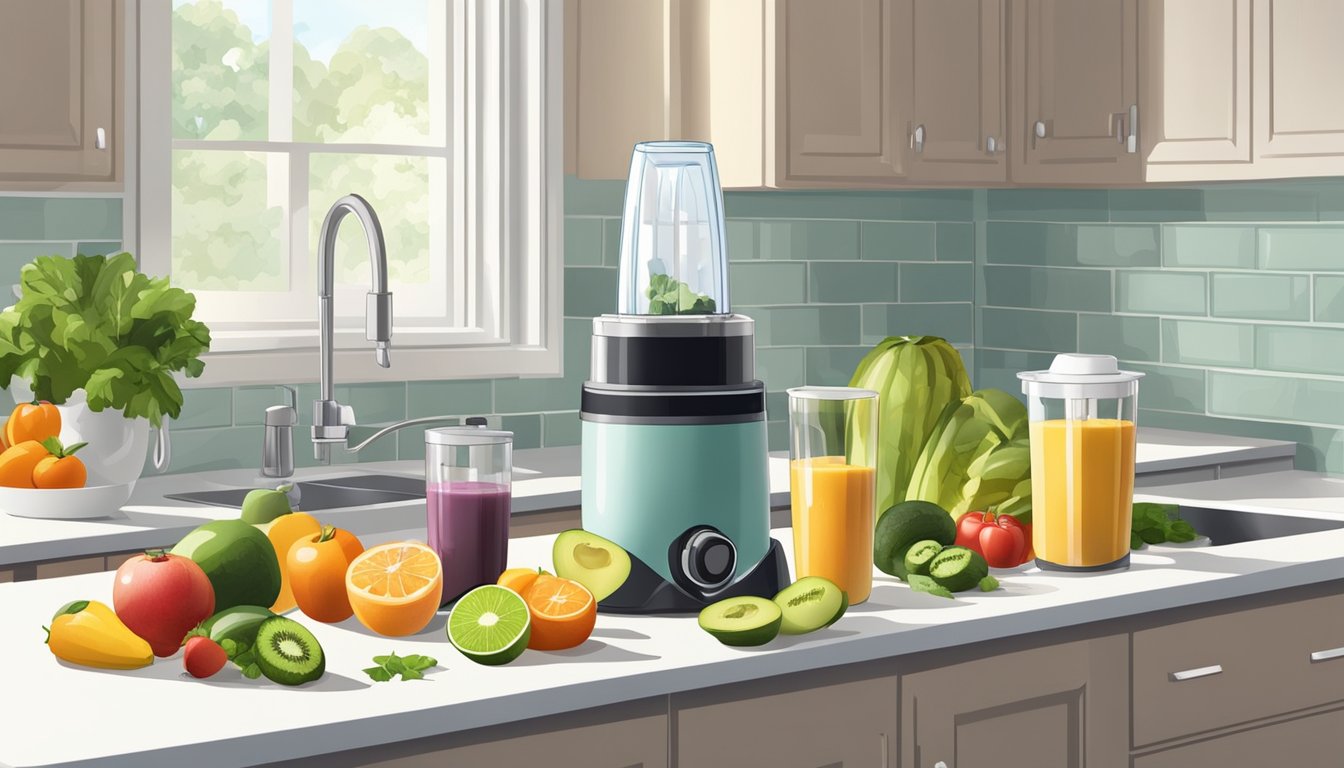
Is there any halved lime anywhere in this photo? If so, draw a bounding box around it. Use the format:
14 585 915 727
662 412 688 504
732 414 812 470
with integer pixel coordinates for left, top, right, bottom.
446 585 532 665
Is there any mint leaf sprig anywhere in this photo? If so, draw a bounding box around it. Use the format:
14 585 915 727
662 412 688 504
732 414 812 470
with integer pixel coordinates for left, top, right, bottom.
364 652 438 682
220 638 263 680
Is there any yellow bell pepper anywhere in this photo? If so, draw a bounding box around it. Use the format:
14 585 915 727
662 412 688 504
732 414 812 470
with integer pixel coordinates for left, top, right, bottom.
45 599 153 670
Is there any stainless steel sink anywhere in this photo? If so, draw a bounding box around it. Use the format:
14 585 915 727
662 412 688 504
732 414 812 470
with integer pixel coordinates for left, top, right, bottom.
1170 506 1344 546
165 474 424 512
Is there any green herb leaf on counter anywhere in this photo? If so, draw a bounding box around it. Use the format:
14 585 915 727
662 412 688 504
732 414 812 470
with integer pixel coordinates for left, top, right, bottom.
907 574 955 599
1131 503 1202 548
365 652 438 682
228 640 262 679
979 575 1000 592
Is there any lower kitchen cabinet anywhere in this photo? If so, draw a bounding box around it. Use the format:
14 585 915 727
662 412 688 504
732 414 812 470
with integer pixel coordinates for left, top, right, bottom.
670 661 899 767
278 697 670 768
900 634 1129 768
1132 706 1344 768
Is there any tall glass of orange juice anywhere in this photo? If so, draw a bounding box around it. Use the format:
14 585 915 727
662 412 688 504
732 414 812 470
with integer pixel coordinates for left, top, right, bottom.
787 387 878 604
1018 354 1145 572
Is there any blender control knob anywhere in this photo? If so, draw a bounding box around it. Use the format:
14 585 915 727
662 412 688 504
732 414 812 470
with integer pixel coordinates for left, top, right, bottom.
465 416 488 426
681 528 737 591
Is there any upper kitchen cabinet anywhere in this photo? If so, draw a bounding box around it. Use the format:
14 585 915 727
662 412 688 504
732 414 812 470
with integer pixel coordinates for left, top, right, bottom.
1010 0 1140 185
1251 0 1344 174
0 0 122 187
1139 0 1253 181
908 0 1008 184
773 0 910 184
566 0 678 179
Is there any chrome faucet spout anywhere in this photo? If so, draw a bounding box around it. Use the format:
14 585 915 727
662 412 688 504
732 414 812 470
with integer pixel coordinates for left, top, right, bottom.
312 193 394 462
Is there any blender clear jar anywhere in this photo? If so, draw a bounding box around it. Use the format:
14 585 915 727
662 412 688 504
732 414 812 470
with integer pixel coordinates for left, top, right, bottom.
425 424 513 604
1017 354 1144 572
617 141 729 315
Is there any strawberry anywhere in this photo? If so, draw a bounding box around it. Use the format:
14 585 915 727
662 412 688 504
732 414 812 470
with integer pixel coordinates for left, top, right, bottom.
183 636 228 679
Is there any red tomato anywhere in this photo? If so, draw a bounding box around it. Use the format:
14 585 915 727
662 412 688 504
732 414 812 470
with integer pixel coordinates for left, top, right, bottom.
183 636 228 678
954 511 987 551
980 513 1028 568
112 551 215 657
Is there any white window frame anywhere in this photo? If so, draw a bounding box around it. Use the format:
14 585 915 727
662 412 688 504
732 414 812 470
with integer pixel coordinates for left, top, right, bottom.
132 0 563 387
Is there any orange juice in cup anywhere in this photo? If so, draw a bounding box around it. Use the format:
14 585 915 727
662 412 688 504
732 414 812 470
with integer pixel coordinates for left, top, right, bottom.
787 387 878 604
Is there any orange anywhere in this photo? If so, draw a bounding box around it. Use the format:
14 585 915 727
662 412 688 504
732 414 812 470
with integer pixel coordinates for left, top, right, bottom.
265 512 323 613
346 541 444 637
521 574 596 651
0 440 47 488
498 566 548 596
288 525 364 623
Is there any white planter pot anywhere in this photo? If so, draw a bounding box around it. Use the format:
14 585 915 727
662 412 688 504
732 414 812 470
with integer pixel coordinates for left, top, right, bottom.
8 383 170 486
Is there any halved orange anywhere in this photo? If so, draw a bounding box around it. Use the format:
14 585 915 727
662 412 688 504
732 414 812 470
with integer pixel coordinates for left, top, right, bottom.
498 566 548 596
346 541 444 637
522 574 596 650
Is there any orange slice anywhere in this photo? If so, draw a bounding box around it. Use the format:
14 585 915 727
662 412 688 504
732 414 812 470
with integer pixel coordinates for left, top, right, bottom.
498 566 548 596
345 541 444 637
522 574 597 650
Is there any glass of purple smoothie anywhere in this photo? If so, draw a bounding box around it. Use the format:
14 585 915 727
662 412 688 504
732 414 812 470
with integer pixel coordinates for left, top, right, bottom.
425 424 514 605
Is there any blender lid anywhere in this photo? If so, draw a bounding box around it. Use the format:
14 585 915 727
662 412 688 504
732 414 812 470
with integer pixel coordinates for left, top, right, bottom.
787 386 880 401
1016 353 1144 399
425 425 514 446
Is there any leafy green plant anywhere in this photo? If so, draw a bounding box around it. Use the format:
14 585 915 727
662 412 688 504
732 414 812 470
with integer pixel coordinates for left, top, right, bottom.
1131 503 1199 548
645 273 717 314
0 253 211 426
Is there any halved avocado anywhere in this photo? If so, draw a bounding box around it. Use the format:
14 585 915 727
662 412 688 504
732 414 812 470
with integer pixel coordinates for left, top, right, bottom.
552 529 632 603
698 596 782 647
773 576 847 635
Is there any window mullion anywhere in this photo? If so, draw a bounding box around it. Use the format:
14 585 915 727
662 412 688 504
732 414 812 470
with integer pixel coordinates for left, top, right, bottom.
268 0 295 143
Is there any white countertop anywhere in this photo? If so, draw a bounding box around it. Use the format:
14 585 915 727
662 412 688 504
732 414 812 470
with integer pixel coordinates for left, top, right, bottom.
1 466 1340 768
0 429 1295 567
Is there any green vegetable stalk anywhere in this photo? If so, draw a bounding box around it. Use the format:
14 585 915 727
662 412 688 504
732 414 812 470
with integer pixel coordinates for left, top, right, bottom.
0 253 211 426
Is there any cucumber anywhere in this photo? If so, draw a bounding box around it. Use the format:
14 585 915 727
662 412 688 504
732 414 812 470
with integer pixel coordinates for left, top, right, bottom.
773 576 847 635
200 605 277 647
928 546 989 593
698 597 782 647
907 574 954 599
902 539 944 577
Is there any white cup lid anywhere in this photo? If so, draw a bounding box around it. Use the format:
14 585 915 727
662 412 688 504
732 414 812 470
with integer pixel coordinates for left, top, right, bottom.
1016 353 1144 385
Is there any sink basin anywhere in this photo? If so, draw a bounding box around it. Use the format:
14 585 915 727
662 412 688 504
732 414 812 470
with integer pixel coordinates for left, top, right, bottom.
1169 506 1344 546
165 474 424 512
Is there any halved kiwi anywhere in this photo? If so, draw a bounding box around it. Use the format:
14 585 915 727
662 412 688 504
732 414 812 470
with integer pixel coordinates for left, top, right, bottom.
254 616 325 686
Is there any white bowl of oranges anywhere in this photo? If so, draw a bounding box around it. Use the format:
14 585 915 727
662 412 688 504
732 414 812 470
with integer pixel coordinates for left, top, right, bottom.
0 401 135 519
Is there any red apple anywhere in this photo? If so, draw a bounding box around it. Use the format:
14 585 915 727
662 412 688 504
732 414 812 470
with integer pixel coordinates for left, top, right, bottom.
113 551 215 657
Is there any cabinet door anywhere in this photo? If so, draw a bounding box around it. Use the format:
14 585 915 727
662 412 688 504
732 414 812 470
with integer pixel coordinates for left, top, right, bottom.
1252 0 1344 173
1140 0 1253 180
901 635 1128 768
1010 0 1139 184
1133 706 1344 768
908 0 1006 183
672 663 898 766
570 0 676 179
777 0 910 184
0 0 117 183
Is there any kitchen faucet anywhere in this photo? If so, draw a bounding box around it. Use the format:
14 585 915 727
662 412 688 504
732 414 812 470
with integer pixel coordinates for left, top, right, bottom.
312 194 394 463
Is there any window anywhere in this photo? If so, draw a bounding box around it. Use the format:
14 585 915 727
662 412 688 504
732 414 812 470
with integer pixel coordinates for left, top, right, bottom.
135 0 562 386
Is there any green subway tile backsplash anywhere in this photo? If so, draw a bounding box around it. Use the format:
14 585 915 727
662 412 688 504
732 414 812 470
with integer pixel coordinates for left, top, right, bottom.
1116 271 1207 316
1162 226 1256 269
978 308 1077 353
860 222 936 261
808 261 897 303
1210 273 1309 321
1258 227 1344 271
1078 314 1160 362
1318 276 1344 323
983 265 1112 312
2 176 1341 476
900 262 972 302
1161 320 1256 369
1256 326 1344 377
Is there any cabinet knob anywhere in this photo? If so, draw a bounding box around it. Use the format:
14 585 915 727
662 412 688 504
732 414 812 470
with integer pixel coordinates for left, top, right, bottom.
1310 646 1344 662
934 762 949 768
95 127 107 150
912 124 926 153
1033 120 1046 139
986 136 998 154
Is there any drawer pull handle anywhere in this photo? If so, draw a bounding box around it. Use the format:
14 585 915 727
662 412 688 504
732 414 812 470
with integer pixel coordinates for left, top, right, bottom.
1170 664 1222 682
1310 647 1344 663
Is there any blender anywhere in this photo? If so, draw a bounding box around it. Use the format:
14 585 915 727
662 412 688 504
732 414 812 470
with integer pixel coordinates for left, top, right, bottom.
579 141 789 613
1017 354 1144 572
